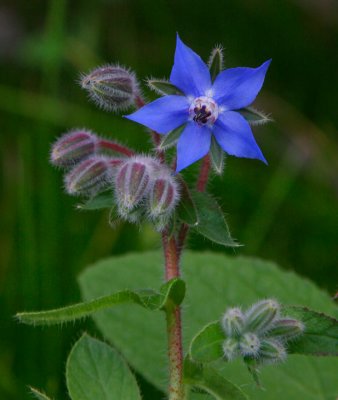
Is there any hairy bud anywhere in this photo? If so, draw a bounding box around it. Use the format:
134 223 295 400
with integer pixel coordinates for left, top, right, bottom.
239 333 261 357
259 339 287 365
114 157 154 214
245 299 280 334
221 307 245 337
50 129 98 167
81 65 138 111
148 174 179 219
222 338 238 361
65 156 117 196
268 318 305 341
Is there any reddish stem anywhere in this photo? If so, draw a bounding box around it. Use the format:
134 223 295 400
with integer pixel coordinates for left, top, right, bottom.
99 139 135 157
162 233 184 400
196 155 211 192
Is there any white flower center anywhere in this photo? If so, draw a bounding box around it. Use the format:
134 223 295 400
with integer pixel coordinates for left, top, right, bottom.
189 96 218 126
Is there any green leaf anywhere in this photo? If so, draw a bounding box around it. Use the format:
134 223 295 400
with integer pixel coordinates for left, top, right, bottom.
184 357 248 400
79 251 338 399
284 306 338 356
147 79 184 96
176 180 199 226
210 136 225 175
192 191 238 247
208 46 224 82
238 107 271 126
159 124 185 150
29 387 53 400
16 278 185 326
66 334 141 400
77 192 114 210
190 321 224 363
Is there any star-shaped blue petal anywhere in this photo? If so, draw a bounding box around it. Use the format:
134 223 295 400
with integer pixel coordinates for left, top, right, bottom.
125 35 271 172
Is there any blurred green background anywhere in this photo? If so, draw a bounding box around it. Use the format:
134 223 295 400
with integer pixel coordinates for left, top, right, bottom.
0 0 337 398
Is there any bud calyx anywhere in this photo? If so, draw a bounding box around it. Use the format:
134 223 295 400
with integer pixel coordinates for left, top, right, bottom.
81 65 138 112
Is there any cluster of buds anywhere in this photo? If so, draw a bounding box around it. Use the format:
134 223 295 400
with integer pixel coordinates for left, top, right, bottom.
80 65 139 112
221 299 304 366
50 129 134 196
50 131 180 229
114 156 180 230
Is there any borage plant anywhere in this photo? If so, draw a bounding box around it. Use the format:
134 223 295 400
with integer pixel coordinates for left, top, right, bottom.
17 35 338 400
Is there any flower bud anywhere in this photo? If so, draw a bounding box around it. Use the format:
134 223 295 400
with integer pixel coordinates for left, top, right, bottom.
222 338 239 361
114 157 154 214
81 65 138 111
244 299 280 334
221 307 245 337
268 318 305 341
65 156 117 196
148 175 179 219
239 333 261 357
259 339 287 365
50 129 98 167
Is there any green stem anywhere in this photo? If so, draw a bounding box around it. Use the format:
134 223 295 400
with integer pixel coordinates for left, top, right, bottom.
162 233 185 400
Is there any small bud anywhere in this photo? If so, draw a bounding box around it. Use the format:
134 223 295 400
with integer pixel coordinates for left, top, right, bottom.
244 299 280 334
65 156 117 196
222 338 239 361
148 175 179 218
81 65 138 111
259 339 287 365
239 333 261 357
50 129 98 167
114 157 154 214
268 318 305 341
221 307 245 337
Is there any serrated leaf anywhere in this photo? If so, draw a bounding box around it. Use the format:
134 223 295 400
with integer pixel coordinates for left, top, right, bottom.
176 180 199 226
238 107 271 126
208 47 224 82
284 306 338 356
192 191 238 247
29 387 53 400
190 321 224 363
79 251 338 399
16 278 185 326
66 334 141 400
159 124 185 150
184 357 248 400
77 192 114 210
210 136 225 175
147 79 184 96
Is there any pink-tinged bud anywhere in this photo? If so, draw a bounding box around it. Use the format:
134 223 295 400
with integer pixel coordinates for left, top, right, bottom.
244 299 280 334
268 318 305 341
81 65 138 112
64 156 117 196
148 175 179 219
239 333 261 357
50 130 98 167
221 307 245 337
114 157 154 214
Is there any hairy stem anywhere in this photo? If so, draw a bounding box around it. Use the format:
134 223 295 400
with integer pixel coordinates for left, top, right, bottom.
99 139 135 157
162 233 185 400
196 155 211 192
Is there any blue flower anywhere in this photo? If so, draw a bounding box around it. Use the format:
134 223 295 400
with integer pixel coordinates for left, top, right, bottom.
126 35 271 172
